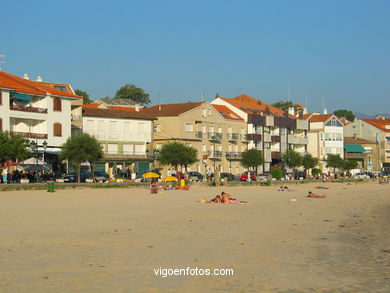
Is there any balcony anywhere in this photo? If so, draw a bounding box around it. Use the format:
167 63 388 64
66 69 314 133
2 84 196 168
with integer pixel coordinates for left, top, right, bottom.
271 151 281 159
208 151 223 158
247 133 262 141
104 151 147 159
271 135 281 143
11 131 48 139
225 152 242 160
240 134 249 141
195 131 203 139
208 132 222 140
288 134 308 145
10 104 48 114
227 133 239 140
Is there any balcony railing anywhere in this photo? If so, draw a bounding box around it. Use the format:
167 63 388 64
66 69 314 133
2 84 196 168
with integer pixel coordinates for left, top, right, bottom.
208 151 223 158
11 131 48 139
240 134 248 140
247 133 262 141
271 135 281 143
104 151 147 158
195 131 203 139
227 133 239 140
10 104 48 114
225 152 242 160
208 132 222 140
71 115 83 122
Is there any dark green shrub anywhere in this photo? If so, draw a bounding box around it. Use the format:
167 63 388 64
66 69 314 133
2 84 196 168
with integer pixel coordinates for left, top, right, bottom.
271 168 283 180
311 168 321 176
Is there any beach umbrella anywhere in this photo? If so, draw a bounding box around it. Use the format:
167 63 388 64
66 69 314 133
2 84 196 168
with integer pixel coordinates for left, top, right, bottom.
142 172 160 178
162 176 179 182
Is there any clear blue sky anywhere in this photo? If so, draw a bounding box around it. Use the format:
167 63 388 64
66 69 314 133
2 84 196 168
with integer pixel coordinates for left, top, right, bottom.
1 0 389 114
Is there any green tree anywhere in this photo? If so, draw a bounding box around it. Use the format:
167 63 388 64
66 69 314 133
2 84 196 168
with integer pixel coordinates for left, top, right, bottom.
240 149 264 174
326 154 344 176
60 134 104 182
271 100 299 112
115 84 151 105
271 168 283 179
334 109 355 122
282 149 303 178
302 153 319 178
0 131 30 164
75 89 93 104
157 142 197 171
342 159 358 177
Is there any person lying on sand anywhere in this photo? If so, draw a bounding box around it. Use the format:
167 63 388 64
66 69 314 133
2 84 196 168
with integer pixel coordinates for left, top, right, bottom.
314 186 329 189
278 186 289 191
379 179 389 184
221 192 248 204
307 191 327 198
206 195 222 203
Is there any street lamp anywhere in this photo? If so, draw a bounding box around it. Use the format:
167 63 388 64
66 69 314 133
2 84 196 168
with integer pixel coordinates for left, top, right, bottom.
153 149 160 170
42 140 48 164
225 153 232 173
211 135 220 183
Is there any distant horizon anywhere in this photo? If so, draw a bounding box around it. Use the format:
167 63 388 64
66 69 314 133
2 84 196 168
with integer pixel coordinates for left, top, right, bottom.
1 0 389 114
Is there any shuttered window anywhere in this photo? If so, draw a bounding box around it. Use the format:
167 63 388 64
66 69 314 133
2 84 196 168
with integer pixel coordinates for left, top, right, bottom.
54 122 62 136
53 98 62 111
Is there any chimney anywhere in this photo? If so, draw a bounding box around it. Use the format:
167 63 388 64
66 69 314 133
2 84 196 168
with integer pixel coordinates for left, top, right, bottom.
23 73 29 80
288 107 295 116
36 75 42 82
303 108 308 114
215 93 220 98
158 105 161 111
323 108 328 114
135 104 140 112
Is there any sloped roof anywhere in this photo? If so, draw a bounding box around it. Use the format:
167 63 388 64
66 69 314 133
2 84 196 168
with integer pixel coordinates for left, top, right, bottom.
211 104 244 121
0 71 81 99
344 137 374 144
82 108 155 120
303 113 333 123
142 102 203 117
362 119 390 133
82 103 100 109
97 98 137 106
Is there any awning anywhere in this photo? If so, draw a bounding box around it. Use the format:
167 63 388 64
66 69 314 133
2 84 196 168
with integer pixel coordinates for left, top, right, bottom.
11 92 32 102
344 144 365 153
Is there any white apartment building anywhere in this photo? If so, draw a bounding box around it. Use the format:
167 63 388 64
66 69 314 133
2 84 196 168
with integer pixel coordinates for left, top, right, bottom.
0 71 81 172
303 113 344 172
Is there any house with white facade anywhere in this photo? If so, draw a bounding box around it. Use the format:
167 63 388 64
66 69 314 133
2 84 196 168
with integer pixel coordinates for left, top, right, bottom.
0 71 81 172
303 113 344 172
82 107 155 177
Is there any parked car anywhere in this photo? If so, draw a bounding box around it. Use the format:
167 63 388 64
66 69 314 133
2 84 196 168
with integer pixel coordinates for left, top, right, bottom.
240 171 256 181
294 171 306 180
256 173 269 181
363 172 374 178
353 172 369 179
188 171 203 181
93 171 110 182
63 171 109 183
220 172 235 181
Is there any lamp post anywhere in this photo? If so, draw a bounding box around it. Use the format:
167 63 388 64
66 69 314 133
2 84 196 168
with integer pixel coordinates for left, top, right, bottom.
153 149 160 170
30 140 38 182
211 135 220 183
225 153 232 174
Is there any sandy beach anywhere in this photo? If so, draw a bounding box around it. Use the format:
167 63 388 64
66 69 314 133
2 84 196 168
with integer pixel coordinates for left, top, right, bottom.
0 181 389 292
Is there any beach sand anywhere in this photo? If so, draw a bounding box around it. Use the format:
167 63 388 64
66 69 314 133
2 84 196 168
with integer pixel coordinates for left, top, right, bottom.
0 182 389 292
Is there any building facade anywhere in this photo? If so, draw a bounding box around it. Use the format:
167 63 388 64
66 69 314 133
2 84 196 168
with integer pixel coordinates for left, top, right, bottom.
211 95 309 172
343 136 378 171
344 118 390 172
143 101 248 176
82 107 155 177
303 113 344 172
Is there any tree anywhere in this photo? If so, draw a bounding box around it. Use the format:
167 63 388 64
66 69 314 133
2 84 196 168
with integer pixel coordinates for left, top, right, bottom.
282 149 303 178
60 134 103 182
240 149 264 174
334 109 355 122
157 142 197 171
302 153 319 178
75 89 93 104
271 100 299 112
0 131 30 164
115 84 151 105
326 154 344 176
342 159 358 177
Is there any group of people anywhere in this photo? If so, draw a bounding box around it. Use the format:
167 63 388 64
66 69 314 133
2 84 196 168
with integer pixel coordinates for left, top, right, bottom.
1 168 23 184
1 168 56 184
206 192 247 204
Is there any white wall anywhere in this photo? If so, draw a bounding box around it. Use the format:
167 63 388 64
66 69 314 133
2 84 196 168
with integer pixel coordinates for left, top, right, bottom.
0 90 10 130
46 96 72 148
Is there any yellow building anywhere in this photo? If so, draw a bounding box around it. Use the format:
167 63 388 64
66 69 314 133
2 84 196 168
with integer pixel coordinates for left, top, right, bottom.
143 101 248 176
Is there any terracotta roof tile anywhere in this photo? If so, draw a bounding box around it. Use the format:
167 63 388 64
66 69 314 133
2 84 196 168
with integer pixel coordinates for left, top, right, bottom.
82 103 100 109
344 137 375 144
142 102 203 117
0 71 81 99
82 108 155 120
303 114 333 123
362 119 390 133
211 104 244 121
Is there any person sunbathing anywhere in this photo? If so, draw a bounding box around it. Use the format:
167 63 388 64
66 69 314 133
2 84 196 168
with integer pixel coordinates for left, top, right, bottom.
314 186 329 189
221 192 247 204
307 191 327 198
278 186 289 191
206 195 222 203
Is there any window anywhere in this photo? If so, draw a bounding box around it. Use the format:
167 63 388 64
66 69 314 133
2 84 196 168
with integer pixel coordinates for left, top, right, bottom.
53 97 62 111
218 127 222 133
264 142 270 148
123 144 134 155
53 122 62 136
208 109 212 116
185 123 193 132
325 117 342 127
54 86 68 92
154 124 161 132
386 137 390 144
202 108 207 118
202 144 206 152
202 126 206 133
107 143 118 154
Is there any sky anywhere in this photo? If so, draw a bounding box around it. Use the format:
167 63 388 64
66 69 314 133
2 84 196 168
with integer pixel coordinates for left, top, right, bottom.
1 0 389 114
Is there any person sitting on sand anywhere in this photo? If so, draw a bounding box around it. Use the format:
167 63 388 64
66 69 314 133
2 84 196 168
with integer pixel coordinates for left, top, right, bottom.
307 191 327 198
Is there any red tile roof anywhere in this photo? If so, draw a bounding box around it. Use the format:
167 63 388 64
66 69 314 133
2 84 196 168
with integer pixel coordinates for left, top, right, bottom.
303 113 333 123
82 103 100 109
110 106 139 111
219 94 291 117
0 71 81 99
82 108 155 120
211 104 244 121
142 102 203 117
362 119 390 132
344 137 375 144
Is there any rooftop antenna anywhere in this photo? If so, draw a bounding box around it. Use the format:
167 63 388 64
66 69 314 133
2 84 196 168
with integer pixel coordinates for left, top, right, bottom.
322 96 325 112
200 91 204 102
288 82 291 100
0 54 5 71
304 84 308 110
157 94 161 110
